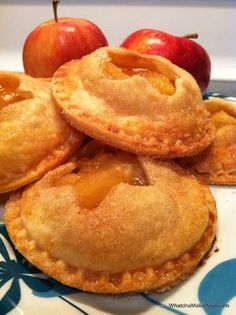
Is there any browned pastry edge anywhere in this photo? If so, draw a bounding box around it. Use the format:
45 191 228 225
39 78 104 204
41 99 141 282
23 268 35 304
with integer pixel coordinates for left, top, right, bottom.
0 133 84 194
52 50 215 159
177 98 236 185
191 171 236 186
5 186 217 294
58 107 215 159
204 99 236 185
177 147 236 186
204 98 236 117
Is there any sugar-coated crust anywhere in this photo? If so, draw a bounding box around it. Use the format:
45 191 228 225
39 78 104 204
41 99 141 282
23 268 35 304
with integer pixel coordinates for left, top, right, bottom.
205 98 236 117
0 132 82 193
5 158 217 294
178 98 236 185
52 47 214 158
0 72 84 193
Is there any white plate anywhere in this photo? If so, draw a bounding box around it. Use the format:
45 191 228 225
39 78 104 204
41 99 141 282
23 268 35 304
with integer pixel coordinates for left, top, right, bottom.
0 94 236 315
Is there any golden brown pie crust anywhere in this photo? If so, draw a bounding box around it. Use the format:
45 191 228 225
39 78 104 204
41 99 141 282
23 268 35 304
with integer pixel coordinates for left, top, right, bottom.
5 148 217 294
0 72 84 193
178 98 236 185
52 47 214 158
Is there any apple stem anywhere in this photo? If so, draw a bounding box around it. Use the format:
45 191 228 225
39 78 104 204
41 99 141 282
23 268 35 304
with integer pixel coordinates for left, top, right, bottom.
182 33 198 39
53 0 60 23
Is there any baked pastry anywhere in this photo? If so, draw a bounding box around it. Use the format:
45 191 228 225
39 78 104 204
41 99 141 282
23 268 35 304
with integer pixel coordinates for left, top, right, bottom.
178 98 236 185
52 47 214 158
5 141 217 294
0 71 84 193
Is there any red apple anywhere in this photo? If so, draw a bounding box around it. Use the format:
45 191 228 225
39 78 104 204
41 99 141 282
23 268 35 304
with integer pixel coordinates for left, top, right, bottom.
121 29 211 93
23 1 108 77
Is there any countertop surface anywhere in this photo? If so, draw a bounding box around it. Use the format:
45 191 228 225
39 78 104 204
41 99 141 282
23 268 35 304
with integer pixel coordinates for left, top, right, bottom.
207 80 236 96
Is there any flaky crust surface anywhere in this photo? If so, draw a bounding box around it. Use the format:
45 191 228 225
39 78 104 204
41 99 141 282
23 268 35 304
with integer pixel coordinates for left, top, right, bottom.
52 47 214 158
178 98 236 185
5 155 217 294
0 72 84 193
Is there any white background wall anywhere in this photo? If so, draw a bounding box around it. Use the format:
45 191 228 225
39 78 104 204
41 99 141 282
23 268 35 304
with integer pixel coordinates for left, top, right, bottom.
0 0 235 80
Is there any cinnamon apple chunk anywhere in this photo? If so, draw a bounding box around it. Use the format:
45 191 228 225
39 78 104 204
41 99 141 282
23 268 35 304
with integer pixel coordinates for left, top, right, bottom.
55 149 147 209
0 74 32 108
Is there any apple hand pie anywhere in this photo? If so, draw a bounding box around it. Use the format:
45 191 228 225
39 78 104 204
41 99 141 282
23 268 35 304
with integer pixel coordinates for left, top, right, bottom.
0 71 84 193
52 47 214 158
178 98 236 185
5 141 217 294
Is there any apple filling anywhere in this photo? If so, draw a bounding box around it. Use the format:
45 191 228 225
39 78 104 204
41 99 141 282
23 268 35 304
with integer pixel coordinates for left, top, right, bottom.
0 75 32 108
105 52 176 95
55 149 147 209
211 111 236 129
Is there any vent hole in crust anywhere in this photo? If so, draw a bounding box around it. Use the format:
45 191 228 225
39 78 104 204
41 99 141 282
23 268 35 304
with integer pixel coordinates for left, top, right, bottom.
105 51 176 96
54 141 148 209
0 75 33 108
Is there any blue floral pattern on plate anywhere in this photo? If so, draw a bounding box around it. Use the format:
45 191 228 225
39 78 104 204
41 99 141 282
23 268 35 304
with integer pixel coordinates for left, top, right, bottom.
198 258 236 315
0 224 88 315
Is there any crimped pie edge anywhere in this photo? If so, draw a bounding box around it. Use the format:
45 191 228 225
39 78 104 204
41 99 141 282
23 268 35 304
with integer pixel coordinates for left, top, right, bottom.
5 163 217 294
